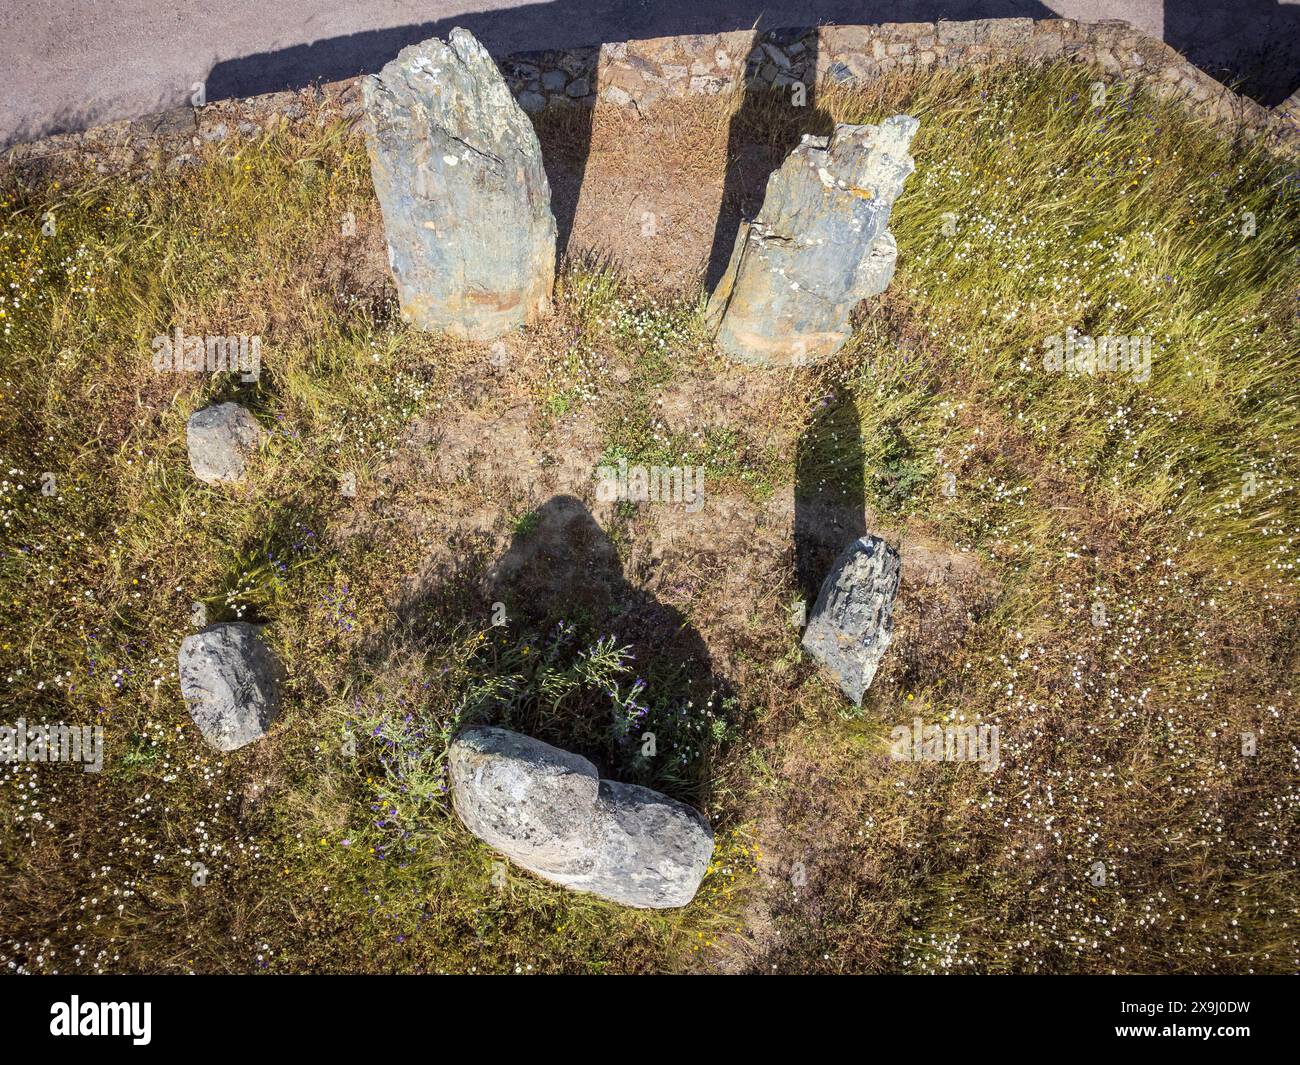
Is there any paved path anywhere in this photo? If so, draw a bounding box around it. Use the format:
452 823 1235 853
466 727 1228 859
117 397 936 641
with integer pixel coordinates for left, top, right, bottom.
3 1 1298 146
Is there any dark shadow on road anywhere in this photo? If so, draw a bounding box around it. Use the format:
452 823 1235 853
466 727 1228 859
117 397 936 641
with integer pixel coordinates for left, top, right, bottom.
10 1 1299 148
1162 0 1300 106
203 0 1300 109
205 2 1057 101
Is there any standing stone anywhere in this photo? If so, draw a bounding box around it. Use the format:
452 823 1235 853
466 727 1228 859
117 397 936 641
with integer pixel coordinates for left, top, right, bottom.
362 28 557 340
707 116 919 366
449 726 714 908
179 623 284 751
801 535 901 705
186 402 264 484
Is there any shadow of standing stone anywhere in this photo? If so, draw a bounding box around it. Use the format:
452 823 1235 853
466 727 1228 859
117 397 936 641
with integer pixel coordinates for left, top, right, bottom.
795 385 868 607
482 494 734 806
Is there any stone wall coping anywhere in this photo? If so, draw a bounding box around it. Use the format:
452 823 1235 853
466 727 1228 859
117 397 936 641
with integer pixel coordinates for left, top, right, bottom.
6 17 1297 178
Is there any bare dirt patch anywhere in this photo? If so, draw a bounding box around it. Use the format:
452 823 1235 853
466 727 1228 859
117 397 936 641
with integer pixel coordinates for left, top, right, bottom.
536 90 829 293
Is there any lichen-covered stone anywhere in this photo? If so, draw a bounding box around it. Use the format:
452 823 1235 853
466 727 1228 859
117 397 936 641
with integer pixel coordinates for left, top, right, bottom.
706 116 919 366
362 28 556 340
801 535 902 705
179 623 284 751
186 402 264 484
449 726 713 908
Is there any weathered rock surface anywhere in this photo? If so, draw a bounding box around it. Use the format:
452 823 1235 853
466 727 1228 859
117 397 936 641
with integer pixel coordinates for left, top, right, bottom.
179 623 284 751
801 535 902 704
451 726 599 877
449 726 713 908
707 116 919 366
362 28 557 340
186 402 264 484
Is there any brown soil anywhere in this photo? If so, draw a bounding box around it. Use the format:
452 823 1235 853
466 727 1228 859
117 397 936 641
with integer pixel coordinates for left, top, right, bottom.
537 91 829 293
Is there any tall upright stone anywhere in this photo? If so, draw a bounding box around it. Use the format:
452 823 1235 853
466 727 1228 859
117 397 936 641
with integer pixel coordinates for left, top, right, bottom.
362 28 557 340
707 116 919 366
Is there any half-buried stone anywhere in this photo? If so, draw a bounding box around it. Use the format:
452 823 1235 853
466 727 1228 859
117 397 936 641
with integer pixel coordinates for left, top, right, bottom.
186 402 264 485
179 623 284 751
449 726 714 909
801 535 902 705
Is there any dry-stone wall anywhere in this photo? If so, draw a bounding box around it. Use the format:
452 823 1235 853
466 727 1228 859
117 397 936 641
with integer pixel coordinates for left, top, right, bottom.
6 19 1297 175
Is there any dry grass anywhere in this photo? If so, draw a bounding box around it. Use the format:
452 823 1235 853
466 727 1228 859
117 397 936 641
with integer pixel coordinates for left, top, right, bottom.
1 59 1297 973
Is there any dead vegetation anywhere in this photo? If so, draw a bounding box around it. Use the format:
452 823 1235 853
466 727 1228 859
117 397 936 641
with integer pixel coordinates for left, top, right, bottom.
1 61 1297 973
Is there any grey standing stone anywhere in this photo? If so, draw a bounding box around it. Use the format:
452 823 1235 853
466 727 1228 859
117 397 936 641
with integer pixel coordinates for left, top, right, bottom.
362 28 557 340
581 779 714 907
186 402 264 484
707 116 919 366
449 726 714 908
179 623 284 751
801 535 902 705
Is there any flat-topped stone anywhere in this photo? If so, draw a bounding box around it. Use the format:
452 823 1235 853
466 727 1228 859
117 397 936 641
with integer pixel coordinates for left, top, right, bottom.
179 622 284 751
